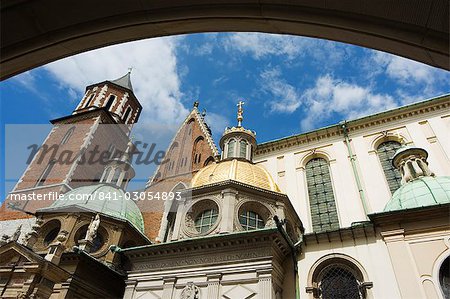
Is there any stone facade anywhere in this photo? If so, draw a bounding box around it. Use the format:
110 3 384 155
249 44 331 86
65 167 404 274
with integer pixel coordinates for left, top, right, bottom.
1 72 449 299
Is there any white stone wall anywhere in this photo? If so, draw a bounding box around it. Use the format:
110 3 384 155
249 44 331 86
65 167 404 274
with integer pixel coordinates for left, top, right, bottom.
254 104 450 233
0 217 36 244
298 237 402 299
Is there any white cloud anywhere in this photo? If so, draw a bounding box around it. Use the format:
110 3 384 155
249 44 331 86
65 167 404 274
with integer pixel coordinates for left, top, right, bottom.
12 71 39 94
204 112 229 136
371 52 435 85
301 75 398 130
42 37 189 128
259 68 302 113
225 33 304 59
224 33 350 66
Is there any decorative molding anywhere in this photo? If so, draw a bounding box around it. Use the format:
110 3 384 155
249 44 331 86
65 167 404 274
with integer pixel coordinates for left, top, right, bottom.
255 97 449 156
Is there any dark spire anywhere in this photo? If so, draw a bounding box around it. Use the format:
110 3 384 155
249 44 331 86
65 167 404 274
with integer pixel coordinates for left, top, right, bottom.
110 70 133 91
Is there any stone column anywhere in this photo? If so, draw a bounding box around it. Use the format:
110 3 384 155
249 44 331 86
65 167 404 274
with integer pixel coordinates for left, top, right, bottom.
381 229 426 298
220 188 237 233
206 274 222 298
257 270 273 299
162 277 177 299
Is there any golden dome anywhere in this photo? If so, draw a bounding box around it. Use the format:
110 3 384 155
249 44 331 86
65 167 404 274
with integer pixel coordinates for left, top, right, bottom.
191 159 281 193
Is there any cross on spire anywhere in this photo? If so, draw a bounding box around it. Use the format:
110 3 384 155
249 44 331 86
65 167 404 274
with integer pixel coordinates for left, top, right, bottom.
237 100 245 127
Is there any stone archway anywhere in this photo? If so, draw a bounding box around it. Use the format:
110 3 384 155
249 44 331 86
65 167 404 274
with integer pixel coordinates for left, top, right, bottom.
1 0 448 80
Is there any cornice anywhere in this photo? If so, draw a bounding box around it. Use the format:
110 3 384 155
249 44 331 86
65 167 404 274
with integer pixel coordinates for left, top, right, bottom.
255 95 449 156
303 222 375 245
122 228 288 261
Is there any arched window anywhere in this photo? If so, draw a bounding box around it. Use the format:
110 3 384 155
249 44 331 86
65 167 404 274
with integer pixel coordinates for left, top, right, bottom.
377 141 402 194
84 93 95 108
312 261 366 298
239 210 265 230
194 137 205 164
309 257 371 299
60 126 75 145
104 95 116 110
305 158 339 232
122 106 132 122
239 140 247 158
227 139 236 158
187 118 195 135
204 156 215 166
440 256 450 299
36 160 56 187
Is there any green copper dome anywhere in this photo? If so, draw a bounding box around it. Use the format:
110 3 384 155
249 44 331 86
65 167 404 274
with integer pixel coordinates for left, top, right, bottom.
384 176 450 212
41 184 144 232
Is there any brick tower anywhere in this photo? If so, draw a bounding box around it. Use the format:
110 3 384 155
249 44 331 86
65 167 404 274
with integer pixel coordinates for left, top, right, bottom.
1 72 142 221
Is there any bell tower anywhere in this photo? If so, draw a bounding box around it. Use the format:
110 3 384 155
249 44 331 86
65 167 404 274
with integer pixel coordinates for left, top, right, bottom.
1 71 142 220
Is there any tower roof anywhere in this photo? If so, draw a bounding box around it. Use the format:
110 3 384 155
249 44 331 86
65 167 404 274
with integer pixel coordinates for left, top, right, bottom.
110 71 133 91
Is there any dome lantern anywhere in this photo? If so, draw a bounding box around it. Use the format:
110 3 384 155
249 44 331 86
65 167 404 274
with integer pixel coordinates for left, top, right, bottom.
392 146 434 184
219 100 256 162
383 145 450 212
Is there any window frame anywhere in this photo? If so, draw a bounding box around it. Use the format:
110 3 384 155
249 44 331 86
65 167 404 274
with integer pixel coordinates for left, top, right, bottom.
376 140 403 194
305 157 339 233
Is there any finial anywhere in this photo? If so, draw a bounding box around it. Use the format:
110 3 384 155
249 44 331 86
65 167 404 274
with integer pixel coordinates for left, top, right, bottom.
128 67 133 74
193 101 199 108
237 100 245 127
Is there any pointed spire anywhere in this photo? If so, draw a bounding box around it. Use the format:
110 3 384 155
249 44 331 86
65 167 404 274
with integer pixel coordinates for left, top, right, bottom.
110 70 133 91
237 100 245 127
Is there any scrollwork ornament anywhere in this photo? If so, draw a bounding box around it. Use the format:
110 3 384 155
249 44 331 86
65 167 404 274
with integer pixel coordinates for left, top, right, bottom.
180 282 200 299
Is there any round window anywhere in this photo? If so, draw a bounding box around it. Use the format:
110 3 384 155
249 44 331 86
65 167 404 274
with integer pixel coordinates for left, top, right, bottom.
194 209 219 233
75 225 105 253
38 219 61 249
43 227 60 246
239 210 265 230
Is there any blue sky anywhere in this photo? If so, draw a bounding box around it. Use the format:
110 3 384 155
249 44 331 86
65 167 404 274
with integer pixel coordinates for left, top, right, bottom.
1 32 449 198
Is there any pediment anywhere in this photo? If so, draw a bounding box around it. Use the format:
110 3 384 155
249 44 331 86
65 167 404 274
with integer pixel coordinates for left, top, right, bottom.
0 241 42 266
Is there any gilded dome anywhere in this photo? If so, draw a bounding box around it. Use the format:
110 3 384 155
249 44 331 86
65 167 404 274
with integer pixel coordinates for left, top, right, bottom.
191 159 281 192
383 176 450 212
39 184 145 233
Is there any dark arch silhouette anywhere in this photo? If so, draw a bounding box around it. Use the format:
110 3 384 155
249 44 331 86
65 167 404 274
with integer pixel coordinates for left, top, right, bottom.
1 0 448 80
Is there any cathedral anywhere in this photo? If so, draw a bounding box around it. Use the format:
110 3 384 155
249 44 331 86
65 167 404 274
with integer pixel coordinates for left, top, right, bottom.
0 72 449 299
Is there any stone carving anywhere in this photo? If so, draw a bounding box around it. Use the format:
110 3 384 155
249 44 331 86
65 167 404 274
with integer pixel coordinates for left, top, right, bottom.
85 214 100 241
56 230 69 243
265 218 276 228
0 234 10 246
11 225 22 241
180 282 200 299
25 217 43 247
